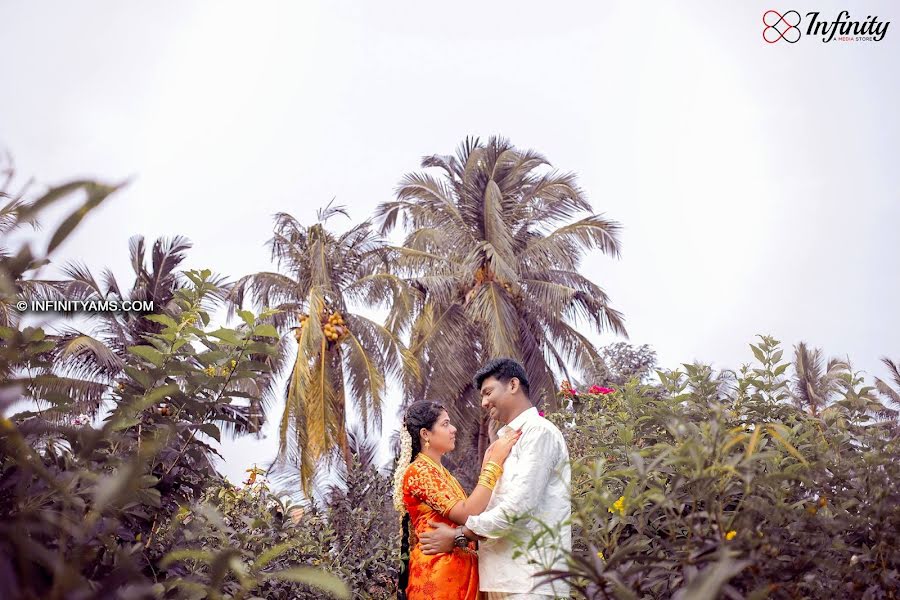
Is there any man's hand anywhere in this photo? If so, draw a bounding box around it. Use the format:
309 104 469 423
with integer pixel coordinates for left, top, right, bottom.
418 521 456 555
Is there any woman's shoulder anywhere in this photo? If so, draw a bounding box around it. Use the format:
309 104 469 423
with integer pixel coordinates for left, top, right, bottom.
402 456 439 484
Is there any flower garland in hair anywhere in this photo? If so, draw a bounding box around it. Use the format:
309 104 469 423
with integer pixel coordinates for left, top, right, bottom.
392 420 414 515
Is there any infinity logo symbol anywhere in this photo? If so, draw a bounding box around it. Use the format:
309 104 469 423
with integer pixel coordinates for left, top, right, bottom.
763 10 802 43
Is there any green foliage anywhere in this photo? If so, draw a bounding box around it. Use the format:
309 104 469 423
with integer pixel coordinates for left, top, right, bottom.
5 153 900 600
155 478 351 599
155 454 400 600
0 271 298 598
540 336 900 598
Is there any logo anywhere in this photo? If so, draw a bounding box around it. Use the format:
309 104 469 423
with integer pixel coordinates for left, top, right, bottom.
763 10 890 43
763 10 801 43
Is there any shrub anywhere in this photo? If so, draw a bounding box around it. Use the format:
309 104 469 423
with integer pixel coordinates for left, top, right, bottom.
540 337 900 598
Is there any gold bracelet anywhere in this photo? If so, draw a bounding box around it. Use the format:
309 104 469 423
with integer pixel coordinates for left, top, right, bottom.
477 476 496 490
477 470 501 489
482 464 503 479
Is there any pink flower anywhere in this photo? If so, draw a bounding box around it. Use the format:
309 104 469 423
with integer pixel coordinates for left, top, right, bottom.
589 385 615 395
70 413 91 426
538 410 545 417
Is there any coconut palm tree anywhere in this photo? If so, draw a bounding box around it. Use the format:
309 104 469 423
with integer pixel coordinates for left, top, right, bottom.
52 236 195 370
40 236 200 411
228 204 413 494
791 342 849 416
376 136 626 477
36 236 261 437
874 357 900 416
0 162 131 417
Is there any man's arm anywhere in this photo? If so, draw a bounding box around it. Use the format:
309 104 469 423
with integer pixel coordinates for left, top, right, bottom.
464 428 560 540
419 521 486 555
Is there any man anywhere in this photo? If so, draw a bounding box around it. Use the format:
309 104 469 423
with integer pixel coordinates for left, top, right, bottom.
419 358 571 600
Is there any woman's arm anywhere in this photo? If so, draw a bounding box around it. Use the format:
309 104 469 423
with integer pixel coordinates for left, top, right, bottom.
444 430 521 525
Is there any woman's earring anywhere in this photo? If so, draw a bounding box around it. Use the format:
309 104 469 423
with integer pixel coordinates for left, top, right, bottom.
425 440 430 449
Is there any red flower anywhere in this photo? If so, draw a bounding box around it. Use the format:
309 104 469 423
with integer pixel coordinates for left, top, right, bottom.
589 385 615 395
558 380 579 396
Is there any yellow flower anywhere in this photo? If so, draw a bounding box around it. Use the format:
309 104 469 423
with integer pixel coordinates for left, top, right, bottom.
229 359 237 368
220 367 231 377
725 530 737 541
596 551 605 560
204 366 216 377
608 495 626 516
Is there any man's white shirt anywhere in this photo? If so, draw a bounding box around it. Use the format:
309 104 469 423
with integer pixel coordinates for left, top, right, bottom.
466 407 571 596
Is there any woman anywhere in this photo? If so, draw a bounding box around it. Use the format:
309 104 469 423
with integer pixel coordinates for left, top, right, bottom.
393 401 521 600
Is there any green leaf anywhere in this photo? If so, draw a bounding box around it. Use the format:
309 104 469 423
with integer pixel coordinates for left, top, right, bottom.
197 350 228 365
199 423 221 442
246 341 278 356
253 324 280 339
750 344 766 364
266 568 349 598
238 309 256 327
128 345 165 367
209 328 242 345
254 540 299 571
47 182 125 253
145 314 178 329
674 557 750 600
767 424 808 465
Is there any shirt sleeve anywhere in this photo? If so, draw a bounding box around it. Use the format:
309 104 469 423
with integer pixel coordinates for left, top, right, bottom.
465 427 561 539
404 462 461 517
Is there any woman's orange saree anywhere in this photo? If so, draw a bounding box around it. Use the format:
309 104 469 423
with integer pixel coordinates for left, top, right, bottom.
402 453 479 600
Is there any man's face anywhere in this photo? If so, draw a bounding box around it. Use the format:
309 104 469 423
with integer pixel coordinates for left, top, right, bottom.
480 376 517 424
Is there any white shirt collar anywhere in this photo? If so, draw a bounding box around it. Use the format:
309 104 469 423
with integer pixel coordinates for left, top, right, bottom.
498 406 539 435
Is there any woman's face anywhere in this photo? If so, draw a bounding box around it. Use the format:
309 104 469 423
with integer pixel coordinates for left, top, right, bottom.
421 410 456 454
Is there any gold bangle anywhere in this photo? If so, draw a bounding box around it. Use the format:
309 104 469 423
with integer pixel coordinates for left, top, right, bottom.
478 469 498 484
486 461 503 472
482 465 503 479
477 477 496 491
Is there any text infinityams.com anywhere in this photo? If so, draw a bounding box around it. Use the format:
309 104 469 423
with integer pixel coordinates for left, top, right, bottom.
15 299 156 313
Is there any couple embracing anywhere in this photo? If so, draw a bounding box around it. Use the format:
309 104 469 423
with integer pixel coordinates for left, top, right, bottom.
392 358 571 600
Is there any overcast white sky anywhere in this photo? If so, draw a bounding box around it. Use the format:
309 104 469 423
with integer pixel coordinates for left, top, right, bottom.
2 1 898 485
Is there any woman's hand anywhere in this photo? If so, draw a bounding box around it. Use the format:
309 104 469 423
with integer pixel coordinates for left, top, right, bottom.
482 428 522 467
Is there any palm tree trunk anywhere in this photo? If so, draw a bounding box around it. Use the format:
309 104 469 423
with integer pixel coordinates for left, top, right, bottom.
476 413 489 464
339 429 352 470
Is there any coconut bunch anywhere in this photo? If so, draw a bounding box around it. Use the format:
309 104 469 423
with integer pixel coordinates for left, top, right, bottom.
293 310 350 346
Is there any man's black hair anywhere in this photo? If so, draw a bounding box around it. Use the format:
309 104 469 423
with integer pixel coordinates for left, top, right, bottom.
473 357 530 397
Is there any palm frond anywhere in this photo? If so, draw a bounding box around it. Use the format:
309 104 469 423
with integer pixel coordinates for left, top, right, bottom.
520 214 623 269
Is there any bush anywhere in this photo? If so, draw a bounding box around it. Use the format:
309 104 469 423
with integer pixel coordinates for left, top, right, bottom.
154 456 400 599
541 336 900 599
0 273 311 597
